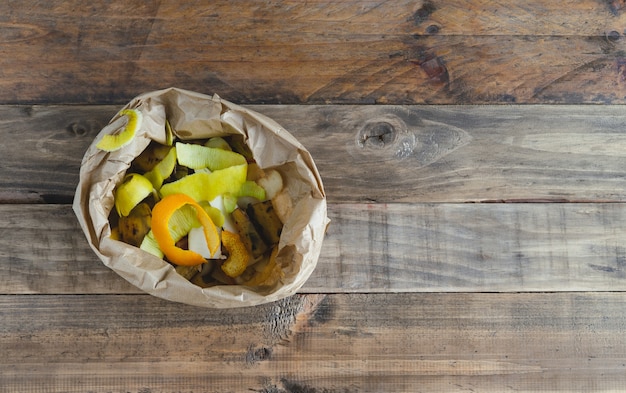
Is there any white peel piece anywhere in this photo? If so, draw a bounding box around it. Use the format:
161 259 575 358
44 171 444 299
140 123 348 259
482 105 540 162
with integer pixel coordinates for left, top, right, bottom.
188 226 222 259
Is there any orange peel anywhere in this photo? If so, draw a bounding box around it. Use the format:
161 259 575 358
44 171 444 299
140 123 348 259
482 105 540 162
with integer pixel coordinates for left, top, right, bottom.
151 193 220 266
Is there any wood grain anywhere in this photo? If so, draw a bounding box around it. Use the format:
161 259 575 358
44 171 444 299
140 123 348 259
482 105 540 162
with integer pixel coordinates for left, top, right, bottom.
267 104 626 203
0 105 110 203
2 292 626 392
1 0 626 105
4 2 626 391
3 104 626 204
4 202 626 295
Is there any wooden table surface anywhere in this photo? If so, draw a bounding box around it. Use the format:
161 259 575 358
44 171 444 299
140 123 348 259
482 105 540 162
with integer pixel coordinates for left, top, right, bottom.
3 1 626 392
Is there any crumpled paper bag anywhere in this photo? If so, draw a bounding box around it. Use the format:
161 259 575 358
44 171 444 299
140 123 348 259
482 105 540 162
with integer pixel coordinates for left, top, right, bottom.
73 87 329 308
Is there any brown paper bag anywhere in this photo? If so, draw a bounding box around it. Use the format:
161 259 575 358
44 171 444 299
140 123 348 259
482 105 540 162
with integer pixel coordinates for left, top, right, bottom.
73 88 329 308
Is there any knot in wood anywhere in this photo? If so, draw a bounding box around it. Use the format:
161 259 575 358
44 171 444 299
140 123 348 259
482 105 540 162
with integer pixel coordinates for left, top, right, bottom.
66 119 104 138
357 119 401 149
426 24 440 35
67 121 90 136
607 30 621 42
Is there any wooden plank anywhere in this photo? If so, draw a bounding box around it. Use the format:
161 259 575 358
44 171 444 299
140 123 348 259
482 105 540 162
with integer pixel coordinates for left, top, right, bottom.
314 202 626 293
2 292 626 392
4 203 626 295
1 1 626 105
407 1 626 36
0 205 138 295
3 104 626 204
0 105 113 204
263 104 626 203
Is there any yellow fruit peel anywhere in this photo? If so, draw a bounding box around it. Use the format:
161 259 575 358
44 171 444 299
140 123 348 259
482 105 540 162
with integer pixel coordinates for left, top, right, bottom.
97 109 143 152
144 146 177 190
238 180 266 201
160 163 248 202
114 173 154 217
140 230 164 259
176 142 246 171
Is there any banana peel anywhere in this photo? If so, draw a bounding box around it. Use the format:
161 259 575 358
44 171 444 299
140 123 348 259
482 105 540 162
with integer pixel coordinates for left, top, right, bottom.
246 200 282 246
118 202 152 246
244 246 283 287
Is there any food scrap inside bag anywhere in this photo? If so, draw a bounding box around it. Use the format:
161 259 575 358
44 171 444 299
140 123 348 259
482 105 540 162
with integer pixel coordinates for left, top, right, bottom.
73 88 329 308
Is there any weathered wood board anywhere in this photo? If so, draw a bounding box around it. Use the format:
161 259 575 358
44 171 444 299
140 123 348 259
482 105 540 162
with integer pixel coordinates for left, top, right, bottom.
2 293 626 392
3 202 626 295
2 105 626 204
2 0 626 105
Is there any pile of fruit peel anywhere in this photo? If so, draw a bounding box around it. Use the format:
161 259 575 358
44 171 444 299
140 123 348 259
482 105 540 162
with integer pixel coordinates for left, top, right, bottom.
100 108 291 289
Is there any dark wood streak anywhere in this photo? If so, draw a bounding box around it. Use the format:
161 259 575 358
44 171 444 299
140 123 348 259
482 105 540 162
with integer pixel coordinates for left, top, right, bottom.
607 0 626 15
